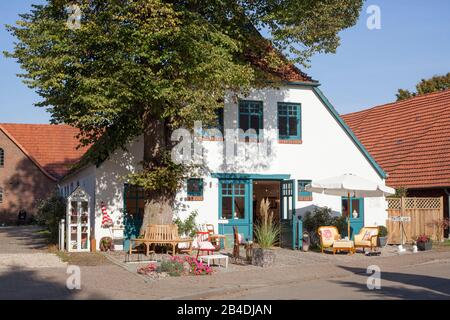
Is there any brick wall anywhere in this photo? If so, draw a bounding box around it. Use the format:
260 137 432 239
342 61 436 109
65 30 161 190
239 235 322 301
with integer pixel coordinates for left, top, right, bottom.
0 130 56 224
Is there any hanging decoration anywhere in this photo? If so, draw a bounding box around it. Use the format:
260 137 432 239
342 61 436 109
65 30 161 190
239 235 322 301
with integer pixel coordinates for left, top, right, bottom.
101 201 113 228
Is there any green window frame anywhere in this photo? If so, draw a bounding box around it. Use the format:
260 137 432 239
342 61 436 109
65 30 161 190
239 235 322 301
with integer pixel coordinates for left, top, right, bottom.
238 100 263 138
220 181 246 220
124 184 146 219
297 179 312 201
278 103 301 140
187 178 204 197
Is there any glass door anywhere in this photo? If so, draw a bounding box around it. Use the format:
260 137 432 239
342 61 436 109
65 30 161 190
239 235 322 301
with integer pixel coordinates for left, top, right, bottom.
342 197 364 238
280 180 295 248
80 201 89 251
68 201 79 251
218 179 252 241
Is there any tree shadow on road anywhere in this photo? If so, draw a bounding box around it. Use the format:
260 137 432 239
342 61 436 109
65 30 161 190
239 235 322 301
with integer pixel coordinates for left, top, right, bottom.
333 265 450 300
0 266 107 300
0 226 49 251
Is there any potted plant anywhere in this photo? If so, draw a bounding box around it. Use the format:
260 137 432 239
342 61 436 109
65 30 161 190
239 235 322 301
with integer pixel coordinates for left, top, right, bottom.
377 226 388 247
252 198 280 267
416 235 432 251
99 236 114 252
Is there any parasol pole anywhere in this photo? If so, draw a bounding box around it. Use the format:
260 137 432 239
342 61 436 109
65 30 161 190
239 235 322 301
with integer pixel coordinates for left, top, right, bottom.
347 191 351 239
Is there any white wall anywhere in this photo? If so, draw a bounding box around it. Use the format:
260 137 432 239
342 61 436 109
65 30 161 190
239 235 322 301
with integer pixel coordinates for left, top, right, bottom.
94 136 144 249
176 85 389 229
64 85 390 245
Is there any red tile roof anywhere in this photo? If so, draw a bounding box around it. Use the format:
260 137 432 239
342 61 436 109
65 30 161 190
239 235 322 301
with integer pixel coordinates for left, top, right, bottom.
0 124 89 181
342 89 450 189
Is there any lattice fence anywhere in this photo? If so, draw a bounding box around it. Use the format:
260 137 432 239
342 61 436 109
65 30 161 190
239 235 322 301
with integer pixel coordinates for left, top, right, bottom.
386 197 444 243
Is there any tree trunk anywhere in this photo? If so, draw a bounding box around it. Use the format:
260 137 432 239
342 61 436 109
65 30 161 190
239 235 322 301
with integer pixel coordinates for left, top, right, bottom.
140 111 174 235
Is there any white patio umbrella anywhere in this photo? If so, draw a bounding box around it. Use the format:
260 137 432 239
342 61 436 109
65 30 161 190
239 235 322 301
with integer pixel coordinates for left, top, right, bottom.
305 173 395 237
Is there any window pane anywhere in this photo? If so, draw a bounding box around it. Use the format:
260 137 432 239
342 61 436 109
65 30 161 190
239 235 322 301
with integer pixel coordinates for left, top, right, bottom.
250 114 260 132
278 116 287 136
351 199 360 218
289 117 298 136
222 197 232 219
234 197 245 219
342 199 349 218
239 114 249 132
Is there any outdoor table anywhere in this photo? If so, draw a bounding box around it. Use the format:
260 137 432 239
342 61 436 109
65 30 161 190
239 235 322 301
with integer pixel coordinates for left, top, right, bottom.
199 254 229 268
332 240 355 255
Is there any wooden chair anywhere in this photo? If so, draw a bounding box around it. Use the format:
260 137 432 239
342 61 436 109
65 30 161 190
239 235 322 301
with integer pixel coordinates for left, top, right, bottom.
318 226 342 253
232 226 247 261
354 227 379 252
205 223 227 249
193 231 220 258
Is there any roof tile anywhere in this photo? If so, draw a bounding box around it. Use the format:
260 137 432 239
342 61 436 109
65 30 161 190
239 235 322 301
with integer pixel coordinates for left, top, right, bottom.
342 89 450 189
0 124 89 180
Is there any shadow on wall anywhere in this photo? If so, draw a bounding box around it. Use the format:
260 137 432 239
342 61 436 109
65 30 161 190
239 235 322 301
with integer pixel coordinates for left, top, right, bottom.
95 143 142 223
333 265 450 300
2 158 56 224
217 88 288 174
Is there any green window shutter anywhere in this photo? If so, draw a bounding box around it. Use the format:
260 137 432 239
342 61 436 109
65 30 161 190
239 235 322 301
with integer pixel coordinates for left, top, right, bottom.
297 180 312 200
278 103 301 140
238 100 263 138
187 178 204 197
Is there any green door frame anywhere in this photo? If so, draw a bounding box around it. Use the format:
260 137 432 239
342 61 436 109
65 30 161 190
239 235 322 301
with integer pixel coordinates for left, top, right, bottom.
215 173 291 242
342 196 365 238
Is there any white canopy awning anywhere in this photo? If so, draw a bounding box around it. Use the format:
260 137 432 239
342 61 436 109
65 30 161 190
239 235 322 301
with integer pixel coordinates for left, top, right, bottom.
305 173 395 198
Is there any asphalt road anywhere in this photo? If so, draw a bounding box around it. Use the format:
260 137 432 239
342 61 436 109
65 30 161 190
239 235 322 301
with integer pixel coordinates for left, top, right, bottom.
210 259 450 299
1 226 449 300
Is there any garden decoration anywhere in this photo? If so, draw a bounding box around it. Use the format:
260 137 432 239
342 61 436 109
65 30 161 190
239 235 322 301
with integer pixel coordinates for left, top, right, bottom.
416 235 432 251
101 201 113 228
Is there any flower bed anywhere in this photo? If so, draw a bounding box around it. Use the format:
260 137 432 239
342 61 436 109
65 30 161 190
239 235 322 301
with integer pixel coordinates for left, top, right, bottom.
137 255 213 278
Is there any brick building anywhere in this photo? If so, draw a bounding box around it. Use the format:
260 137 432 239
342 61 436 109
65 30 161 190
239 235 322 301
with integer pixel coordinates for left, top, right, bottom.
0 124 87 223
343 89 450 238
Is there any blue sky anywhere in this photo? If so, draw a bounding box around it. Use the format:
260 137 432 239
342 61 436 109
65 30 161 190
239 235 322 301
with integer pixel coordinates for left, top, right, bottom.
1 0 449 124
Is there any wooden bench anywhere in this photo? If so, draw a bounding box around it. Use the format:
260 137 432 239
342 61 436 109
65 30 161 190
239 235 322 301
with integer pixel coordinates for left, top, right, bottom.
129 224 192 256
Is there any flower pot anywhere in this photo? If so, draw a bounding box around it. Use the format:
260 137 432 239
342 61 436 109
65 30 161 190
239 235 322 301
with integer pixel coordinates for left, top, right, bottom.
377 236 387 247
417 241 432 251
252 248 276 267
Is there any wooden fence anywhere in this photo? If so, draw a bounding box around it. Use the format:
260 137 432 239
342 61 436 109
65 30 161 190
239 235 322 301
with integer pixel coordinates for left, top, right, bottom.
386 197 444 244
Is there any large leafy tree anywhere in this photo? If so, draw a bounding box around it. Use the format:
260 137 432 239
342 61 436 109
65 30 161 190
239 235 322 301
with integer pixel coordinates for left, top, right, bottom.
6 0 363 231
396 72 450 101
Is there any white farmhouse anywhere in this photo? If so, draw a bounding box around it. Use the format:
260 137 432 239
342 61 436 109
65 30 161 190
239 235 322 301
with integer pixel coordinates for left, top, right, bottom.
60 73 389 251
